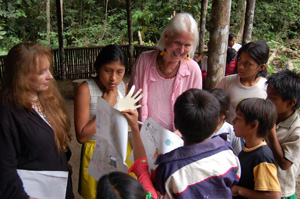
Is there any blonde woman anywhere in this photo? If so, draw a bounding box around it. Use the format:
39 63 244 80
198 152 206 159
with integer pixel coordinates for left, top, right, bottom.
0 43 73 199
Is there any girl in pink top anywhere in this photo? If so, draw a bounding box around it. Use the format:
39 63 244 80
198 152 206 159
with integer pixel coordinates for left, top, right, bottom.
225 48 237 76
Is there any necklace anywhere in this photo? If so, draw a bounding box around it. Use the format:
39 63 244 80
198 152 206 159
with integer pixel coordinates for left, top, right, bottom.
32 99 47 121
157 55 180 79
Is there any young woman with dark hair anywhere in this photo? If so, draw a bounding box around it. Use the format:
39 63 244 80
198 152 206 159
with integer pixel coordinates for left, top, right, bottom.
74 45 128 198
217 40 270 124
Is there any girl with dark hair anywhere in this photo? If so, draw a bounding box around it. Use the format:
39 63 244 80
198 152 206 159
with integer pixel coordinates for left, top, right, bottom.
210 88 241 154
0 43 73 198
225 48 237 76
97 171 150 199
74 45 128 198
228 33 242 51
216 40 269 124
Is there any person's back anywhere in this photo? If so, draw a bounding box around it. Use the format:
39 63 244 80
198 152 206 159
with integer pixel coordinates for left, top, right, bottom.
153 89 240 199
266 69 300 198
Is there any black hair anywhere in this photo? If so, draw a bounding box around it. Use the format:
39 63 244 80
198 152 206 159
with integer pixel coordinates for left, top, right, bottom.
228 34 237 41
267 69 300 111
237 40 269 78
236 98 277 138
226 48 237 65
94 45 128 74
97 171 146 199
174 89 220 144
210 88 230 119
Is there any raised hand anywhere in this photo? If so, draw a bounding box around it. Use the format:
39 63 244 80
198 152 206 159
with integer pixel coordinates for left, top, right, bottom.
117 85 143 111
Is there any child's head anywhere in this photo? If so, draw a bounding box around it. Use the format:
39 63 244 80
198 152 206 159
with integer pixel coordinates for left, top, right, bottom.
210 88 230 122
94 45 128 74
174 89 220 144
226 48 237 65
234 98 277 138
228 34 237 48
267 69 300 112
94 45 128 90
97 171 147 199
237 40 269 78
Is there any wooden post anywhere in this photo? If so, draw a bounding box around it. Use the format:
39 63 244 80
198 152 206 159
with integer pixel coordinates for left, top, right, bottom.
206 0 232 90
199 0 209 54
126 0 134 73
56 0 65 80
243 0 256 45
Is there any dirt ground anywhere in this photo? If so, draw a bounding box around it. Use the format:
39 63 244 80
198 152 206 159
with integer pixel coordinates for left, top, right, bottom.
57 78 300 199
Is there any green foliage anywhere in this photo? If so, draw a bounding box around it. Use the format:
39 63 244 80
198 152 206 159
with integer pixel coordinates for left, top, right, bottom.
253 0 300 42
0 0 299 57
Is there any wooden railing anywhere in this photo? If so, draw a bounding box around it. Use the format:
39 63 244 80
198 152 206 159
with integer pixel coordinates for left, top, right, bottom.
0 45 156 82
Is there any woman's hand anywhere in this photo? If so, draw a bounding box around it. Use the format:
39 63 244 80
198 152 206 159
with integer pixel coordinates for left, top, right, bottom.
102 88 118 107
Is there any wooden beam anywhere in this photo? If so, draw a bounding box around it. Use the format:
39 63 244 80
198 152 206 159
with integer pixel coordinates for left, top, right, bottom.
56 0 65 80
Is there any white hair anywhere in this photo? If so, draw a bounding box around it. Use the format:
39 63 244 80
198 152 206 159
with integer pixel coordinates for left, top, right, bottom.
157 13 199 59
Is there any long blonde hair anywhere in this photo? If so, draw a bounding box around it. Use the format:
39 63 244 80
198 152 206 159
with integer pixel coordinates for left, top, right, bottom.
0 43 71 152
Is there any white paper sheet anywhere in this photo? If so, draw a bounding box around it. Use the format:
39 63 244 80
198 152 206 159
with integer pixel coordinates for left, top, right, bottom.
17 169 68 199
87 97 129 181
140 118 184 172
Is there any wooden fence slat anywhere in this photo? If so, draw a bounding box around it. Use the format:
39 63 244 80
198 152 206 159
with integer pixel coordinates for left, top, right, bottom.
0 45 155 82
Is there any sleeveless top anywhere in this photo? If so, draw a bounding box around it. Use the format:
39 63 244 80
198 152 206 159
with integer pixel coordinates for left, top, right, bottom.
86 78 126 140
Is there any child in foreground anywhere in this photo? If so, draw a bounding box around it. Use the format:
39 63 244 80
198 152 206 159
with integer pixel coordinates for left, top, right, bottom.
120 89 240 199
210 88 241 154
266 69 300 199
231 98 281 199
154 89 240 198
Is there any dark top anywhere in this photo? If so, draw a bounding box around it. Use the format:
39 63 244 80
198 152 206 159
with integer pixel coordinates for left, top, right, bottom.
0 104 74 199
234 143 279 199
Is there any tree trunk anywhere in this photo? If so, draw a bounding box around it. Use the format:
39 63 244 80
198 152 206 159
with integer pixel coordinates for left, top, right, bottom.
199 0 209 54
237 0 247 42
206 0 232 90
46 0 50 44
242 0 256 45
126 0 134 73
56 0 65 80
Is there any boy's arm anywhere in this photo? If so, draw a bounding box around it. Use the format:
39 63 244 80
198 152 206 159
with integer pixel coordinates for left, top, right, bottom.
122 109 146 160
267 125 293 170
231 185 280 199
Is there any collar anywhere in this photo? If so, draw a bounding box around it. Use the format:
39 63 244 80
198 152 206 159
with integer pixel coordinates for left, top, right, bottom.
277 111 299 129
155 135 227 164
243 140 266 152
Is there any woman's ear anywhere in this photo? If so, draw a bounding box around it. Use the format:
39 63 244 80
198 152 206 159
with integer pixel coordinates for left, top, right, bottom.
259 63 266 71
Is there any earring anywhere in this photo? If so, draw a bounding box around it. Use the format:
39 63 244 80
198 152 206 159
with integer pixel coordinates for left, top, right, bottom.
160 48 168 56
184 54 191 61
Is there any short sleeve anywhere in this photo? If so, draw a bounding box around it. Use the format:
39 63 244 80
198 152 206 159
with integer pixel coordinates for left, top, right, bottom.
281 126 300 164
253 162 281 192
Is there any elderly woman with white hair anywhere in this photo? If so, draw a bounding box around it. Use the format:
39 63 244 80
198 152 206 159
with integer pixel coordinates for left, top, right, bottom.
129 13 202 134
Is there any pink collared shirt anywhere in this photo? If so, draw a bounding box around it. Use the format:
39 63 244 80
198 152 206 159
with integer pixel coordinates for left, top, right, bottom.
129 50 202 131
